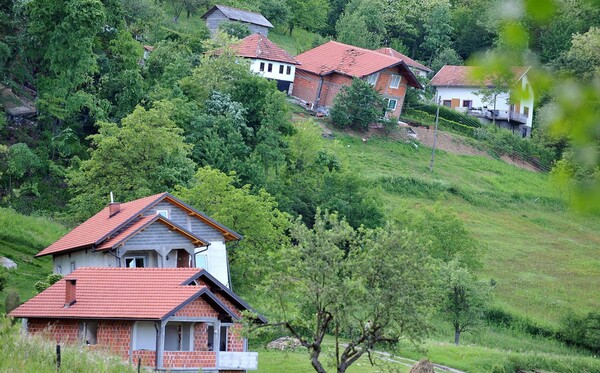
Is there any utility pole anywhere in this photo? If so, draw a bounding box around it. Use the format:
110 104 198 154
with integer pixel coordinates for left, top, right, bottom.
429 96 441 172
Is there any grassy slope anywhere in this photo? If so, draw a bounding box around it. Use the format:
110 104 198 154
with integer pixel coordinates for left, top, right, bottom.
319 131 600 325
0 208 66 311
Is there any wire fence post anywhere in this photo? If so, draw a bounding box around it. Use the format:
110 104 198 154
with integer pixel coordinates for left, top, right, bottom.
429 97 441 172
56 344 61 371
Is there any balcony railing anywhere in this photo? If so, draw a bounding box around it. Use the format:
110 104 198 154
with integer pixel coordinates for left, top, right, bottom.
509 110 528 124
218 351 259 370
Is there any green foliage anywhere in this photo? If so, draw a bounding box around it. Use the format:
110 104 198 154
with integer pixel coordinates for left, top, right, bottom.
262 211 435 373
0 268 7 294
218 21 251 39
559 311 600 353
420 1 452 64
67 105 195 221
4 290 19 315
559 27 600 81
402 108 478 137
330 78 384 132
33 280 49 294
259 0 290 27
415 103 482 128
430 47 462 74
438 260 492 345
285 0 329 35
175 167 291 294
335 0 386 49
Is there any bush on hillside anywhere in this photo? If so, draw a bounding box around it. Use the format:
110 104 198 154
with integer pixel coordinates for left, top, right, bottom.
330 78 385 132
4 290 20 315
559 311 600 353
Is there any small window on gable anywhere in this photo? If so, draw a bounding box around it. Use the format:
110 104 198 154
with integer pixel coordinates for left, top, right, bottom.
259 62 265 72
366 73 379 86
268 63 273 72
286 66 291 75
279 65 284 74
70 262 76 272
156 209 169 218
79 321 98 345
389 75 401 89
125 256 146 268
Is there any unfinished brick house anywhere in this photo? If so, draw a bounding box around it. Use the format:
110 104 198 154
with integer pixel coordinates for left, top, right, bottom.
36 192 241 288
291 41 422 117
9 267 266 372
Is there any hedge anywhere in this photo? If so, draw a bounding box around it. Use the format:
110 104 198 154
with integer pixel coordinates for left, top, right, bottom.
409 103 483 128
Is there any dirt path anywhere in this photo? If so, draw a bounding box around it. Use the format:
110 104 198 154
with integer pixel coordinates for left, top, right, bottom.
410 126 488 157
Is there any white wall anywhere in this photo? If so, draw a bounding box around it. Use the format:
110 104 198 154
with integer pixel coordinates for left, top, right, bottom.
517 74 534 128
435 86 511 111
53 251 115 275
196 241 230 288
249 59 295 82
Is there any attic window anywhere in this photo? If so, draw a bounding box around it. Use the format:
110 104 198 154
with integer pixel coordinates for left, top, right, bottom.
125 256 146 268
156 209 169 218
389 74 401 89
366 73 379 86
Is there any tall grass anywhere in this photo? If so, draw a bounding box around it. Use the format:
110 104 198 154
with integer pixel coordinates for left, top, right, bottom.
0 316 136 373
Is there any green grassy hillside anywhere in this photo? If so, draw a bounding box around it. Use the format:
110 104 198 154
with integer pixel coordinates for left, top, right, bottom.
0 208 66 310
314 126 600 326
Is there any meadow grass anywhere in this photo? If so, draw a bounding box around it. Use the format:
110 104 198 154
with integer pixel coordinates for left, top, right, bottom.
0 208 66 311
0 316 136 373
312 124 600 325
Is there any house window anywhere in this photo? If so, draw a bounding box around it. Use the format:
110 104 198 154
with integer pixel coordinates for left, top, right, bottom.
134 321 156 350
523 106 529 117
195 253 208 270
366 73 379 86
279 65 284 74
286 66 291 75
389 75 401 89
79 321 98 345
207 325 229 351
156 209 169 218
259 62 265 72
462 100 472 108
70 261 76 272
443 100 452 107
165 323 192 351
385 98 397 111
125 256 146 268
267 63 273 72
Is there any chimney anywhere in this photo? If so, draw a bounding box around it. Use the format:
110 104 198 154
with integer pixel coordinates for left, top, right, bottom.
65 279 77 307
109 202 121 217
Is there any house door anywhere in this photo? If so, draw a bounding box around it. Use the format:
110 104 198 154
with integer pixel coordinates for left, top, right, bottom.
177 250 190 268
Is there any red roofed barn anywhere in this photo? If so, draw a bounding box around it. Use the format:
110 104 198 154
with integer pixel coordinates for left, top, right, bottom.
10 268 266 371
291 41 422 117
37 192 241 289
233 33 299 93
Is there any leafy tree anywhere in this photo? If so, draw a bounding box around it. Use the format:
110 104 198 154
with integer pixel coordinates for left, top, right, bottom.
175 167 291 293
67 105 195 221
430 47 462 74
450 0 496 59
218 21 251 39
438 260 492 345
260 0 291 27
420 1 453 65
558 27 600 81
261 211 435 373
285 0 329 35
5 290 20 315
120 0 164 35
335 0 386 49
330 78 384 132
559 311 600 353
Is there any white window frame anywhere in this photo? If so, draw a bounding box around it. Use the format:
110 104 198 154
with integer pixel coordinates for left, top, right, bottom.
125 256 146 268
385 98 397 111
156 209 169 218
195 253 209 270
366 73 379 86
389 74 401 89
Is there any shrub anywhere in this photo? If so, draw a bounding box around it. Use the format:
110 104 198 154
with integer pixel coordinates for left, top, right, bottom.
4 290 20 315
414 103 482 128
330 78 385 132
559 311 600 353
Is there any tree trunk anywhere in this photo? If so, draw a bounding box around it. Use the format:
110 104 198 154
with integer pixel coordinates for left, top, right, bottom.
454 328 460 345
310 347 327 373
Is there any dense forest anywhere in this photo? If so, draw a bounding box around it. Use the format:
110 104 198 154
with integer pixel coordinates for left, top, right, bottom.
1 0 599 371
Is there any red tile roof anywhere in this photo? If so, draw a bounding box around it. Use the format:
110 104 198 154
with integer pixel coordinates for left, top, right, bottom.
9 268 210 320
234 34 299 64
295 41 421 88
430 65 531 87
374 47 432 73
36 193 240 258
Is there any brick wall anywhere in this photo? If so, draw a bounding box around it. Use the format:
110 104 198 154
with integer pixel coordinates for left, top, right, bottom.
97 320 133 357
175 297 219 318
28 319 79 344
374 68 408 117
131 350 156 368
163 351 216 368
292 70 320 108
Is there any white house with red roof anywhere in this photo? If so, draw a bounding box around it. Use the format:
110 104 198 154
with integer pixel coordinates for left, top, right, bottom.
36 193 241 288
10 267 266 371
291 41 422 117
232 33 300 93
431 65 534 136
374 47 432 78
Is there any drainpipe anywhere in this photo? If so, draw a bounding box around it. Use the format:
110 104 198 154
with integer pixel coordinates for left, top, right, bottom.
107 248 121 267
